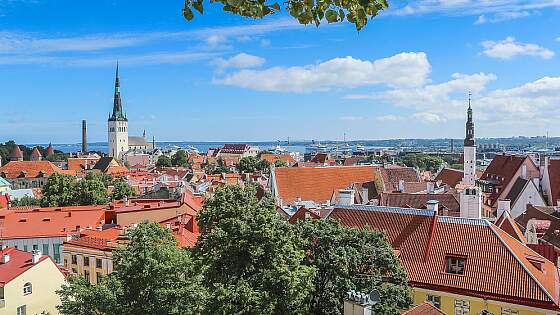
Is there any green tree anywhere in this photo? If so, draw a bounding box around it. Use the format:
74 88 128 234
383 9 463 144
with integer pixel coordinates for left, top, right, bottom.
10 195 41 207
238 156 258 173
182 0 389 31
112 177 135 200
57 222 206 315
85 172 113 188
400 153 443 173
41 173 78 207
296 219 412 315
156 155 172 167
256 158 271 171
171 150 190 167
274 159 287 167
75 178 110 206
195 185 315 314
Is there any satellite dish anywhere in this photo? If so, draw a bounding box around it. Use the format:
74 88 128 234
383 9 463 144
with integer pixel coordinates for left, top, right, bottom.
368 290 381 305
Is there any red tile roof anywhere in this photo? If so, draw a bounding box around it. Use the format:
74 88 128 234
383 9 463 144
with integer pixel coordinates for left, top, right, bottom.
30 147 42 158
0 160 65 179
273 166 379 205
379 193 460 214
0 247 54 286
434 168 463 188
261 153 296 166
0 206 106 239
481 154 535 206
329 205 560 310
379 167 420 192
402 302 445 315
10 145 23 159
64 227 124 251
46 143 55 156
547 160 560 207
495 210 527 243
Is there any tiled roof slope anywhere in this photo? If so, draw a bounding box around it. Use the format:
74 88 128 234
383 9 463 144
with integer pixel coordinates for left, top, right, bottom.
379 167 420 192
402 302 445 315
329 205 560 310
273 166 379 205
379 193 459 214
0 160 65 179
434 168 463 188
0 247 52 285
481 154 532 205
495 211 527 243
547 160 560 206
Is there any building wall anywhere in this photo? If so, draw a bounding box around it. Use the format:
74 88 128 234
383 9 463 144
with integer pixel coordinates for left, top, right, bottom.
1 258 65 315
463 146 477 186
1 236 67 265
115 204 191 227
511 182 547 219
6 177 48 189
498 160 541 205
108 120 129 160
62 245 113 285
413 288 555 315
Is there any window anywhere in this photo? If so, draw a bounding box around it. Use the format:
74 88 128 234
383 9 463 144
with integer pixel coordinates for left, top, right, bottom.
96 258 102 269
84 256 90 266
96 272 102 284
23 245 28 252
71 255 77 264
501 309 518 315
84 270 90 283
446 256 466 275
42 244 49 256
32 245 38 251
17 305 26 315
53 244 61 264
454 300 470 315
427 294 441 309
23 282 32 295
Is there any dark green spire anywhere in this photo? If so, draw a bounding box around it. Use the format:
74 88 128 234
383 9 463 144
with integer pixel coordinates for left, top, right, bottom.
109 61 127 122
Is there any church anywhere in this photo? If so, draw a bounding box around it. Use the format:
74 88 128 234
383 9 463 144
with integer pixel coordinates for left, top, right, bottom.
108 63 153 160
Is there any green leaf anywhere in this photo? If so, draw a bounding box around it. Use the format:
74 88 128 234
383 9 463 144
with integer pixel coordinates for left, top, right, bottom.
193 1 203 14
183 6 194 20
271 2 281 11
325 9 338 23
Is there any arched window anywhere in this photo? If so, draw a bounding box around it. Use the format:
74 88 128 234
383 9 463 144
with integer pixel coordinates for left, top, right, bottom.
23 282 32 295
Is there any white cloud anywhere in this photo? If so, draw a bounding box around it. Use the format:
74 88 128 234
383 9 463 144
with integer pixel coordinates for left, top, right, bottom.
375 115 403 122
474 11 531 24
340 116 364 121
411 112 447 123
481 37 555 59
215 52 431 93
394 0 560 16
212 53 265 70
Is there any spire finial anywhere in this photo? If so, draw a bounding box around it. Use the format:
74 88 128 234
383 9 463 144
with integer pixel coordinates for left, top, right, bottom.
468 91 472 109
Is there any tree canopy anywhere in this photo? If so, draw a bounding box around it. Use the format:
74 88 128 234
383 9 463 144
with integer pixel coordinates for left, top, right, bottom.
171 150 190 167
400 153 444 173
57 222 206 315
41 173 109 207
182 0 389 31
112 177 136 200
156 155 172 167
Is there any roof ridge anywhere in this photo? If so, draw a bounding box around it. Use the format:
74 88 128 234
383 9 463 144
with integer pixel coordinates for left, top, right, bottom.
488 224 557 304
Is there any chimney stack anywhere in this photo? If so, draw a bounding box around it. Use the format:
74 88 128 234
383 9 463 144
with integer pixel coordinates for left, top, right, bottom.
32 250 42 264
82 120 88 153
338 189 355 206
343 290 380 315
427 200 439 214
2 253 10 264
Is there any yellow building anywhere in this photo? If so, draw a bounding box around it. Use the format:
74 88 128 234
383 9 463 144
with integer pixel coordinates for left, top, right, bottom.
0 247 66 315
329 205 560 315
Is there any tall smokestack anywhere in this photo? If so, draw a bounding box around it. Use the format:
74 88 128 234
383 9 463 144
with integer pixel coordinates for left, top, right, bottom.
82 120 88 153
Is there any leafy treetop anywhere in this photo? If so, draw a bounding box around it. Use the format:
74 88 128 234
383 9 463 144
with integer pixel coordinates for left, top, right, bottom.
182 0 389 31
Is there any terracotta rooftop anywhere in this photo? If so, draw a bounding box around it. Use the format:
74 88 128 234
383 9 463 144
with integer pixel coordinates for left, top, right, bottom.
402 302 445 315
379 167 420 192
30 147 42 158
434 168 463 188
0 247 53 286
480 154 533 206
64 227 124 251
0 160 68 179
9 145 23 159
0 206 106 239
261 153 296 166
272 165 379 205
46 143 55 156
379 193 460 214
547 159 560 207
328 205 560 310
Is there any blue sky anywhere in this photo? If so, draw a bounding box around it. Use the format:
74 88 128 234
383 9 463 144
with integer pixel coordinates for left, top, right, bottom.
1 0 559 143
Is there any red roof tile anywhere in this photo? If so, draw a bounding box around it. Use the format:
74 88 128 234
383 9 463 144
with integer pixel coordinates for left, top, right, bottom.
0 160 65 179
434 168 463 188
10 145 23 159
379 193 460 214
379 167 420 192
30 147 42 158
273 166 379 205
329 205 560 310
547 160 560 206
402 302 445 315
261 153 296 166
0 247 56 285
64 227 124 251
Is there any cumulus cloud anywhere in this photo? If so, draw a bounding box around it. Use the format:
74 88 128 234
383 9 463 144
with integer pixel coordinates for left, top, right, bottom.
474 11 531 24
215 52 431 93
394 0 560 17
212 53 265 70
481 37 555 60
340 116 364 121
375 115 403 122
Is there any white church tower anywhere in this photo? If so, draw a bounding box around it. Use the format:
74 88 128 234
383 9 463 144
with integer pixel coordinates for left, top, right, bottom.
108 62 129 160
462 93 476 186
459 93 483 219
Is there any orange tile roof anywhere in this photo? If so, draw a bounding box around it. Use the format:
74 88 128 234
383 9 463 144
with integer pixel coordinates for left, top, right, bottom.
379 193 460 214
0 206 106 239
402 302 445 315
0 160 66 179
64 227 124 251
273 166 379 205
260 153 296 166
329 205 560 310
434 168 463 188
495 211 527 244
547 160 560 206
379 167 420 192
0 247 54 286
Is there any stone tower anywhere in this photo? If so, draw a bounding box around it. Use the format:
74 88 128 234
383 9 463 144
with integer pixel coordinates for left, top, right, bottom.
462 93 476 186
108 62 129 160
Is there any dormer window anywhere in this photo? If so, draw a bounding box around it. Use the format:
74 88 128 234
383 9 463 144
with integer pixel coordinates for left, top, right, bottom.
445 255 466 275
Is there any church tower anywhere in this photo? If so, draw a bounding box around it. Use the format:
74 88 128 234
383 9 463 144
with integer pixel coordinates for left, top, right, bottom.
108 62 129 160
462 93 476 186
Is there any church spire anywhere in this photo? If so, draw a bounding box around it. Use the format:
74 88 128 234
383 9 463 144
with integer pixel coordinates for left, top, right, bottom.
110 61 127 121
464 92 475 147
